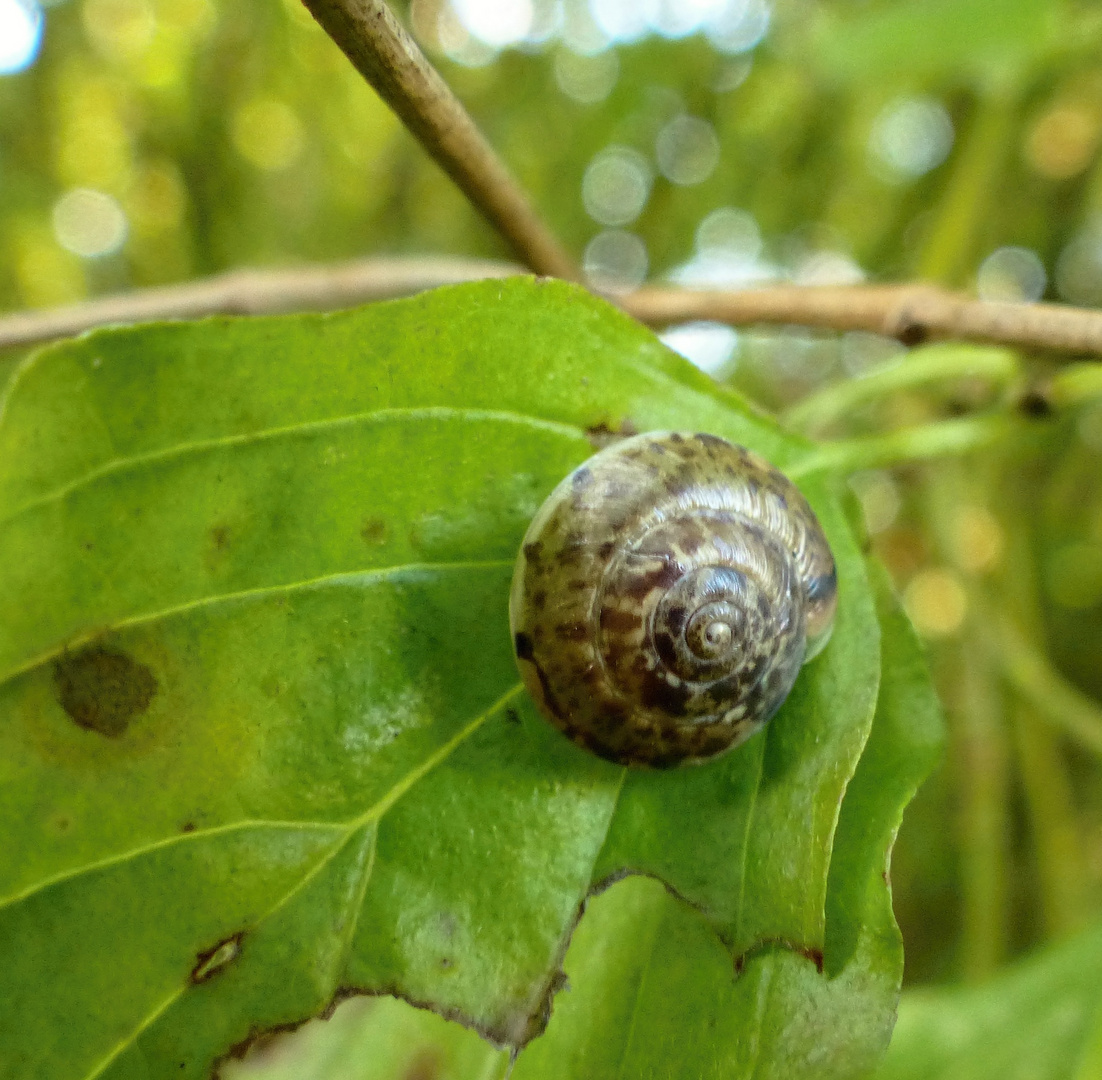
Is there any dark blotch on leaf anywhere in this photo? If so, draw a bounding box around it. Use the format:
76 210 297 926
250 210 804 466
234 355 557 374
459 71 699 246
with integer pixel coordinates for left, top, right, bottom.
53 646 158 738
402 1050 443 1080
361 517 389 544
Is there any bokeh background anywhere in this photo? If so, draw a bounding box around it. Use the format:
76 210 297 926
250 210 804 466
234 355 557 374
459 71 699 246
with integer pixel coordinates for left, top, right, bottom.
3 0 1102 1070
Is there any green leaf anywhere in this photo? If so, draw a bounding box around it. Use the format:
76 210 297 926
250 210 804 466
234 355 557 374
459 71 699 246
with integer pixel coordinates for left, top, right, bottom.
505 560 943 1080
876 920 1102 1080
0 279 912 1079
218 557 942 1080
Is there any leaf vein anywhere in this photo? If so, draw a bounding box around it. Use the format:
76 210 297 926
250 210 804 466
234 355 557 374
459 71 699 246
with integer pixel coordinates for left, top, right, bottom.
0 406 585 527
0 558 514 687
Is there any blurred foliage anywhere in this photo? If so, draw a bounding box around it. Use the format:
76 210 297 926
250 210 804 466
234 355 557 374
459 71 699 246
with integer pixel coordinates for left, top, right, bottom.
4 0 1102 1072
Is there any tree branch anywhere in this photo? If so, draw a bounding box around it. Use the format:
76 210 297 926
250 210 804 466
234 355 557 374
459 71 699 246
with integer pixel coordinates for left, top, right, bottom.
5 258 1102 361
299 0 578 281
619 283 1102 354
0 256 520 350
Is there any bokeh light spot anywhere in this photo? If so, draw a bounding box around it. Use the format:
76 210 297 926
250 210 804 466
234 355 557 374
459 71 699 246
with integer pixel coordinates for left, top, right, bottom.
660 321 739 377
583 229 648 293
905 567 967 637
582 145 651 226
588 0 647 44
696 205 761 259
232 99 305 171
451 0 532 48
0 0 43 74
793 250 864 286
1025 104 1101 181
554 46 618 104
977 246 1046 302
656 115 720 185
1056 223 1102 306
55 76 135 190
126 159 186 236
849 471 901 536
705 0 770 54
435 1 498 66
952 505 1004 573
671 205 772 288
869 96 954 182
52 188 129 257
82 0 156 60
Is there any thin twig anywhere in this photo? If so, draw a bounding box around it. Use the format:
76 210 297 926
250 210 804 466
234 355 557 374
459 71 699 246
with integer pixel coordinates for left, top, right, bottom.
784 343 1019 436
299 0 578 281
620 283 1102 355
0 256 521 351
8 259 1102 359
788 414 1012 478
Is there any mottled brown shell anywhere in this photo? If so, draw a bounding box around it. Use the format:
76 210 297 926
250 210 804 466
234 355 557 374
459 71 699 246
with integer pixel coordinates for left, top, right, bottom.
509 431 837 767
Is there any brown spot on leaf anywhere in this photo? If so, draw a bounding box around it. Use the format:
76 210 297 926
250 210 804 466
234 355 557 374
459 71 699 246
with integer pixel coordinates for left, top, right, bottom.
181 821 196 833
205 523 234 574
402 1049 443 1080
191 932 244 984
53 646 158 738
361 517 388 544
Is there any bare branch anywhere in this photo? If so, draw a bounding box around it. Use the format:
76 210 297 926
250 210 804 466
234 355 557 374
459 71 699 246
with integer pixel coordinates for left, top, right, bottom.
621 283 1102 355
0 256 520 351
6 257 1102 362
299 0 578 281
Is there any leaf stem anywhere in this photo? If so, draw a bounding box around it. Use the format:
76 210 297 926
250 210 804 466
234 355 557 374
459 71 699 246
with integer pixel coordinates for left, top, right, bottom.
790 414 1010 479
784 344 1019 436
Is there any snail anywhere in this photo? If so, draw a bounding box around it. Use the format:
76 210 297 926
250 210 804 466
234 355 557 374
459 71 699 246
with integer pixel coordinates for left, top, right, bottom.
509 431 837 767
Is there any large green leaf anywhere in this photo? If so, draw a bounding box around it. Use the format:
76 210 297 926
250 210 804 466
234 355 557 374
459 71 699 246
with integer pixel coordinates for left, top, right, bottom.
0 279 912 1079
223 559 944 1080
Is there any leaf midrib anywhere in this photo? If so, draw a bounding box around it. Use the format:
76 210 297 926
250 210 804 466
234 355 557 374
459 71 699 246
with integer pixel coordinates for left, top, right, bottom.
0 558 515 689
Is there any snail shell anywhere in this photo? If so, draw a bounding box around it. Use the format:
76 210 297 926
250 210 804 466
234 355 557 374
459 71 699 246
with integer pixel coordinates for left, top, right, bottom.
509 431 837 767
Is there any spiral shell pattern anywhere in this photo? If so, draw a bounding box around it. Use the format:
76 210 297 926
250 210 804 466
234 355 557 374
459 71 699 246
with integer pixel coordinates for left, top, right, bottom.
509 431 837 767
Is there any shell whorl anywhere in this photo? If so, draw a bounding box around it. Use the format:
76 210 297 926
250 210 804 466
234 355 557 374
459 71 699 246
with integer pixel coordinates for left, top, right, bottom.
509 431 837 767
